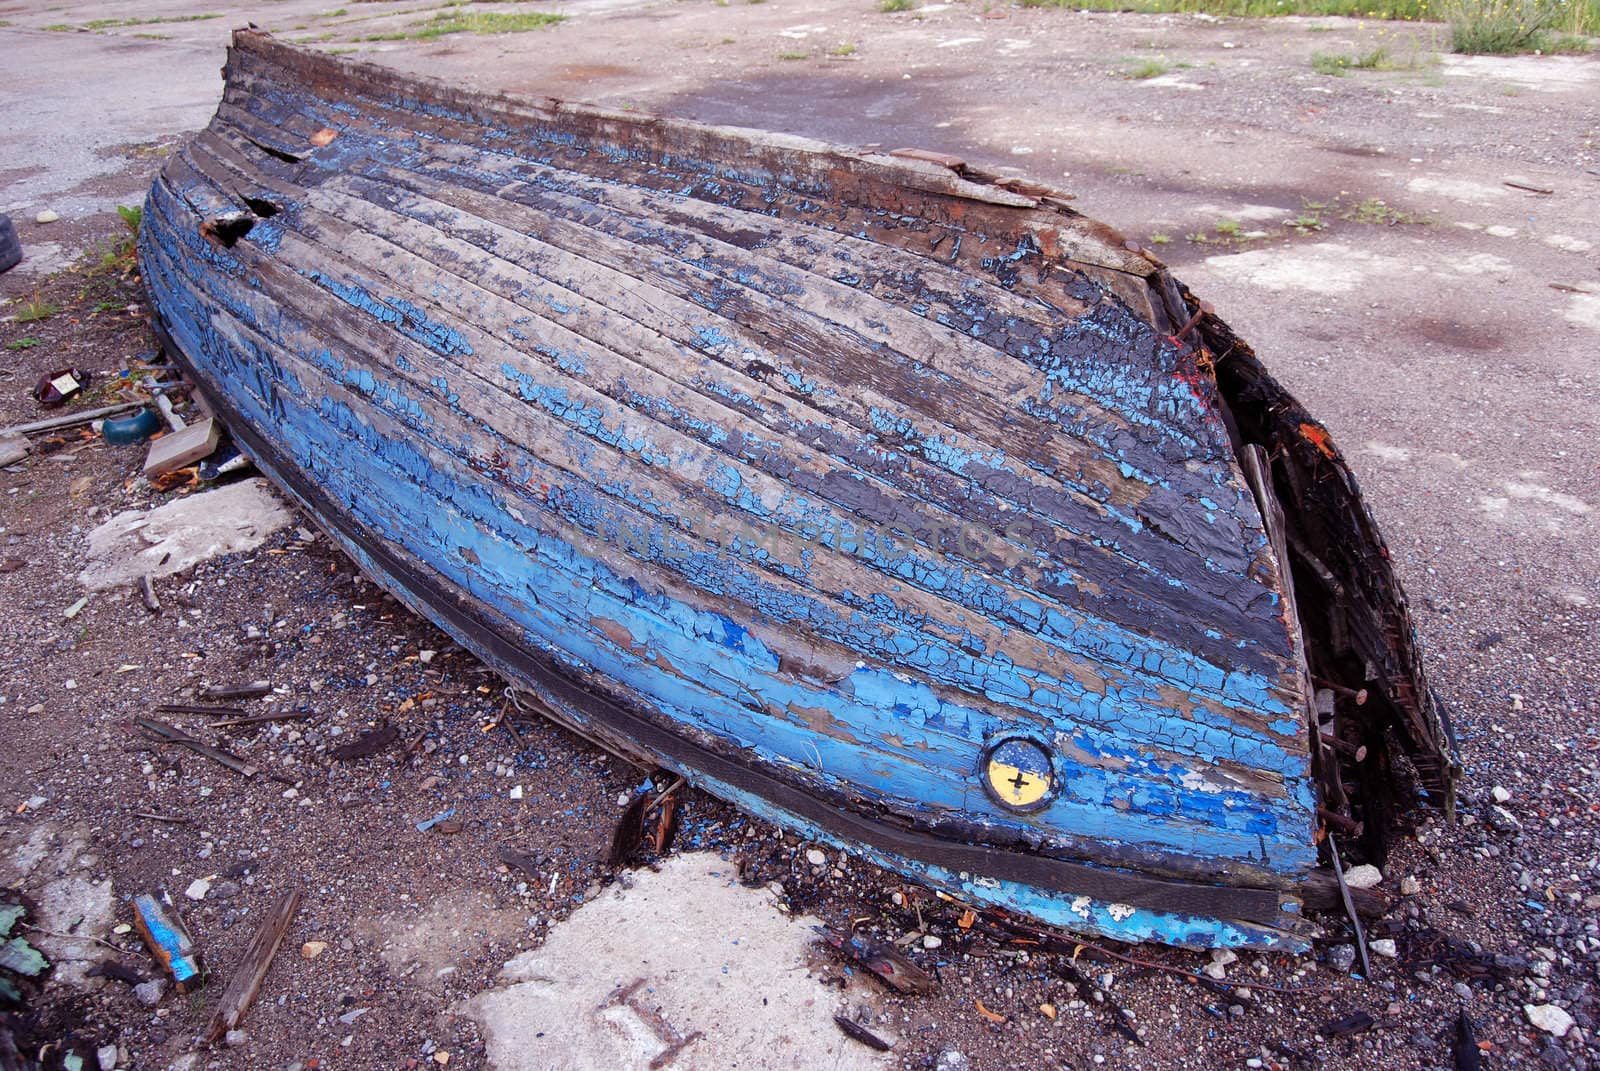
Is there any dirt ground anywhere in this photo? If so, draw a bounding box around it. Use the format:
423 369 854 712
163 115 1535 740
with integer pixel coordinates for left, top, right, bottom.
1 1 1597 1069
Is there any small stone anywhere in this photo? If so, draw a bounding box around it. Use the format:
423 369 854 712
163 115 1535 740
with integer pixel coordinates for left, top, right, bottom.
432 1053 451 1067
1491 805 1523 833
509 785 523 800
300 941 329 960
210 880 241 901
805 848 826 866
98 1043 119 1070
1527 1004 1575 1037
134 979 166 1006
35 210 59 224
1326 944 1357 972
1370 938 1398 959
1039 1003 1056 1020
1343 864 1382 889
935 1051 971 1071
1400 875 1422 896
922 935 942 950
418 649 436 664
1492 785 1513 803
224 1030 248 1048
184 878 212 901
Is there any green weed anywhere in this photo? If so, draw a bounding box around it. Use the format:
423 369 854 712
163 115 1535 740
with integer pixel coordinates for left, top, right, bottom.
14 300 61 324
830 41 858 54
1148 233 1172 244
880 0 915 12
410 9 564 37
777 49 810 58
1213 218 1242 237
4 336 43 351
1122 56 1170 78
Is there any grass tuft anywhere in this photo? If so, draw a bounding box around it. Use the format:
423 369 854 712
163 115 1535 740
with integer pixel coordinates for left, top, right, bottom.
14 300 62 324
880 0 915 11
1122 56 1170 77
4 336 43 351
410 9 564 37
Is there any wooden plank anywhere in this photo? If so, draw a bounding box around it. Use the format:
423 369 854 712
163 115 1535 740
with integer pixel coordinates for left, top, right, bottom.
202 889 300 1044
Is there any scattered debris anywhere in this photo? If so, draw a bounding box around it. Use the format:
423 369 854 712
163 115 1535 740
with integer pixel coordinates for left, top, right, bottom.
139 574 161 614
329 724 399 760
1453 1008 1482 1071
203 890 301 1044
200 681 272 701
143 391 219 477
1503 179 1554 195
100 407 163 446
1321 1010 1377 1037
132 892 203 992
31 368 89 409
0 435 28 467
416 808 455 833
817 928 937 995
136 717 260 779
299 941 328 960
833 1014 892 1051
974 998 1006 1024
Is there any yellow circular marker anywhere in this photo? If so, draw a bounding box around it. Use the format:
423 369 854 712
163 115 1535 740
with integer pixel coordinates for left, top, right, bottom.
982 738 1056 813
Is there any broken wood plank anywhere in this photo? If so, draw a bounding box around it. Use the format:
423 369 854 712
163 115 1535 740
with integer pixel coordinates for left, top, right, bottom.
328 724 399 760
136 717 258 778
143 416 220 477
0 401 146 438
156 703 248 717
140 574 162 614
201 681 272 700
132 891 204 992
212 711 315 729
203 889 300 1044
818 928 937 995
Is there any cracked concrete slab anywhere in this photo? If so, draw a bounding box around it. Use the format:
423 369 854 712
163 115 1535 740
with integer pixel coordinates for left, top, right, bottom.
78 478 293 591
462 853 891 1070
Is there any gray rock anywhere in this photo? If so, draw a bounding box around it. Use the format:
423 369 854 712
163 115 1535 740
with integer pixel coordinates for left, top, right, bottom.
133 979 166 1007
1327 944 1357 972
97 1043 119 1071
936 1051 972 1071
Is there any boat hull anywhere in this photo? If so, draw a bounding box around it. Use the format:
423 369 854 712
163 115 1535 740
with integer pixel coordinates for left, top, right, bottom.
139 30 1454 950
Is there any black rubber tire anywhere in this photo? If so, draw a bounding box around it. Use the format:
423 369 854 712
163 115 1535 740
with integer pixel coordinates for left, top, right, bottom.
0 214 21 274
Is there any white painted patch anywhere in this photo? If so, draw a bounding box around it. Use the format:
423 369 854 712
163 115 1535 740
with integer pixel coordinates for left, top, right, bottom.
1503 480 1591 515
1364 442 1412 462
1564 293 1600 332
1071 895 1093 918
1193 202 1286 222
1203 242 1405 295
1407 175 1506 204
78 478 292 590
937 36 983 47
1442 54 1596 91
462 854 888 1070
1141 75 1205 90
1544 234 1592 253
777 24 829 38
1107 903 1135 922
1449 252 1514 277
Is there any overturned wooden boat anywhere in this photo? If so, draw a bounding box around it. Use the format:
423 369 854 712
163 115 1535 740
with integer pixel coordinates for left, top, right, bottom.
139 30 1457 950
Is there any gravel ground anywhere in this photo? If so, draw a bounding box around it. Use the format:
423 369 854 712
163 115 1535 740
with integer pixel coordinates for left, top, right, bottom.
2 3 1598 1069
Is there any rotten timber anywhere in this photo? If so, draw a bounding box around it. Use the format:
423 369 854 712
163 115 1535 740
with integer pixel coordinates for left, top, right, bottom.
138 30 1456 951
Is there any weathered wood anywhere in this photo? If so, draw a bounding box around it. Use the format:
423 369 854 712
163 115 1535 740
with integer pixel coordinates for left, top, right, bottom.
137 29 1456 952
202 889 300 1044
1 401 146 438
137 718 257 778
